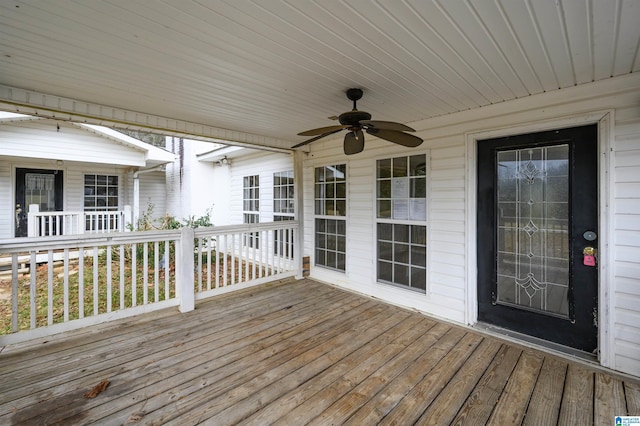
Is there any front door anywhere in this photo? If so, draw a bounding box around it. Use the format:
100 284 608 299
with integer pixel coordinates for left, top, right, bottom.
477 124 598 353
15 168 64 237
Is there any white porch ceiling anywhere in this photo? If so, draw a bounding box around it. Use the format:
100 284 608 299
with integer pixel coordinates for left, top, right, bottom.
1 0 639 150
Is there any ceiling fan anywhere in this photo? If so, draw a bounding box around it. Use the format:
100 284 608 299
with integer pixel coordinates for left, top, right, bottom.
292 88 423 155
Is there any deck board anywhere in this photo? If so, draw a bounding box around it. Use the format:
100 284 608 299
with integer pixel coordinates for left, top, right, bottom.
1 278 639 425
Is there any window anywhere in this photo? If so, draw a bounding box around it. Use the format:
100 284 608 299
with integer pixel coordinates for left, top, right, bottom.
376 154 427 291
274 171 294 257
84 174 119 231
84 174 119 211
243 175 260 248
314 164 346 271
273 171 294 214
243 175 259 212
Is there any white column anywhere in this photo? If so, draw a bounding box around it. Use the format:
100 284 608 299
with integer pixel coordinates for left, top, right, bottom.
177 227 195 312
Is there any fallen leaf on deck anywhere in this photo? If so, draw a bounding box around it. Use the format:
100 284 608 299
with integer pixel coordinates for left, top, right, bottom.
83 379 110 398
124 411 146 424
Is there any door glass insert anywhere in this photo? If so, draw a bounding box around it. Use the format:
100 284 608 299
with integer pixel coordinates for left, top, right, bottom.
25 173 56 212
496 144 569 317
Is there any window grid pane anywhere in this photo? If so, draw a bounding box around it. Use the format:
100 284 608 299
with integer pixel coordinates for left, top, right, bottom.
315 218 346 271
273 171 295 215
243 175 259 213
314 164 346 217
376 154 428 292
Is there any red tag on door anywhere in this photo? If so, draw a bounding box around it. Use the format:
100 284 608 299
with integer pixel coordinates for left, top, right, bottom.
583 255 596 266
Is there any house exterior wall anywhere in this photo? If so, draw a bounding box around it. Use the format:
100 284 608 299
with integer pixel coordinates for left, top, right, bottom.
229 151 293 225
301 73 640 376
0 119 147 166
0 156 132 238
165 137 218 223
137 171 167 223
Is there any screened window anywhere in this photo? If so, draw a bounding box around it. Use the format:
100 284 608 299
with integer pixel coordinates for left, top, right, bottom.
315 164 346 271
376 154 427 291
244 213 259 249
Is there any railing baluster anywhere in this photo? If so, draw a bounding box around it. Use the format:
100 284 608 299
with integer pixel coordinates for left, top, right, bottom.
30 251 36 329
11 254 18 332
244 233 250 283
93 247 99 316
131 243 137 307
164 240 169 300
79 247 84 319
206 237 212 291
154 241 159 303
107 245 112 313
64 248 69 322
197 238 203 292
214 235 219 289
120 245 125 309
223 234 228 287
143 242 149 305
47 250 53 326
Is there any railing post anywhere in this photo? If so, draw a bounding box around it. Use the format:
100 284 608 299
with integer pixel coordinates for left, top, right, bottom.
124 205 132 232
178 227 195 313
27 204 39 237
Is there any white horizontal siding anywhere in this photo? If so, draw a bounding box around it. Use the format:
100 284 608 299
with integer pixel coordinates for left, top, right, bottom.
138 171 167 220
229 152 293 225
0 160 11 238
612 106 640 376
0 119 146 166
301 73 640 376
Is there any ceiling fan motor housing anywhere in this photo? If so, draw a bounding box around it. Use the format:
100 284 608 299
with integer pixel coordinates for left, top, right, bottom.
338 110 371 126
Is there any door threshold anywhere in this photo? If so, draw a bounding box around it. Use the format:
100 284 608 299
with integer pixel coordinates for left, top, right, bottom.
474 322 598 363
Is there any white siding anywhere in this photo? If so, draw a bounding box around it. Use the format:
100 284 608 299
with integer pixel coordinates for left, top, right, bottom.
165 137 219 222
0 158 130 238
138 171 167 221
0 119 147 166
303 73 640 376
0 160 11 238
229 152 294 225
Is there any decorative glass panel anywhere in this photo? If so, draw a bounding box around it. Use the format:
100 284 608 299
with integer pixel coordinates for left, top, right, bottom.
496 144 570 317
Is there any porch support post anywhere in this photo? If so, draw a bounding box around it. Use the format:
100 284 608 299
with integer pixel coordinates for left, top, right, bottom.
293 150 305 279
178 227 195 312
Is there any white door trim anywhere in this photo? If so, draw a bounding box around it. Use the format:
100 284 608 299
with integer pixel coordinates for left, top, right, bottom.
465 110 614 367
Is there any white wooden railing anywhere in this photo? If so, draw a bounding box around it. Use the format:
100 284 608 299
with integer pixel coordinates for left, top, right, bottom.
0 221 299 345
27 205 132 237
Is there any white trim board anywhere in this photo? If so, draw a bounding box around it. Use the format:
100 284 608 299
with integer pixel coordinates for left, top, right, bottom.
465 110 614 367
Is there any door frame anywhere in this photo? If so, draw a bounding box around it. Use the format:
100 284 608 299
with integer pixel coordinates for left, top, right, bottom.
465 111 614 366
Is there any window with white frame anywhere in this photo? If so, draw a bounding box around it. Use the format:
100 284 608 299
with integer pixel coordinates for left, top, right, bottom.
376 154 427 291
84 174 119 231
243 175 259 248
274 171 294 257
314 164 346 271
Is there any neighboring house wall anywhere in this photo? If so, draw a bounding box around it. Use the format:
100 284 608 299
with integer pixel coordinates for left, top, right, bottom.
229 151 294 225
165 137 218 222
0 120 148 166
302 74 640 376
137 171 168 223
0 118 171 237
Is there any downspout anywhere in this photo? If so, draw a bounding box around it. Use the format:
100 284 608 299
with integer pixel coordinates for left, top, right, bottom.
133 164 166 228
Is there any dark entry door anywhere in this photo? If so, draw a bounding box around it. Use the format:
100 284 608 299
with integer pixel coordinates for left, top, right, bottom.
477 124 598 353
15 168 64 237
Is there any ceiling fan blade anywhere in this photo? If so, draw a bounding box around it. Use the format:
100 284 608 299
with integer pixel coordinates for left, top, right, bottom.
360 120 416 132
366 128 423 148
297 124 349 136
344 129 365 155
292 128 345 149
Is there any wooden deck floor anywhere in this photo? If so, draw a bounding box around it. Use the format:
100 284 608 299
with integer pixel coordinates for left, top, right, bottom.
1 279 638 425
